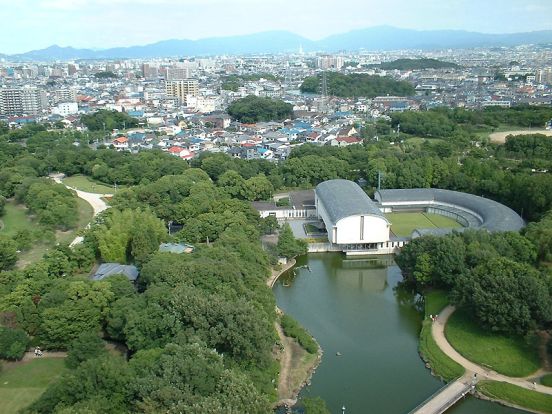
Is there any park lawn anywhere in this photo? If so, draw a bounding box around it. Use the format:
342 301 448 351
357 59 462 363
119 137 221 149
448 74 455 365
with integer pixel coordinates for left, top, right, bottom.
541 373 552 387
424 289 449 318
57 198 94 244
17 198 94 268
385 212 436 237
477 380 552 414
419 320 464 382
445 310 540 377
63 174 116 194
385 212 460 237
0 358 67 414
422 213 462 229
0 201 34 236
418 289 464 382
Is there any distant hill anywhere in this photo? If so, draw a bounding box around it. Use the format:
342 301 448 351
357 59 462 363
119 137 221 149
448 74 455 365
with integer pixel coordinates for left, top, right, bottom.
6 26 552 60
380 58 459 70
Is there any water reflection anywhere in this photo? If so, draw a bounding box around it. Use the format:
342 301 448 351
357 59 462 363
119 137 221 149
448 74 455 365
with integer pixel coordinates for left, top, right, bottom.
274 253 523 414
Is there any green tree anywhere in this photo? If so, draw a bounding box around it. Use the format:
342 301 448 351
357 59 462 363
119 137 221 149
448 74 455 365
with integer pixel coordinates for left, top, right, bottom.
277 223 307 259
452 257 552 334
0 235 18 271
0 327 30 360
65 331 107 368
227 96 293 123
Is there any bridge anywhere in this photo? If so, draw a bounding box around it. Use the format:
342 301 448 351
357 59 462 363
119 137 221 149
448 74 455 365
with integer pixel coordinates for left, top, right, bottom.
408 375 475 414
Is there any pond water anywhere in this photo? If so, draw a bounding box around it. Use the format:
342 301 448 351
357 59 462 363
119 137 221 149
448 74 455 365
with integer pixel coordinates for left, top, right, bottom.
273 253 523 414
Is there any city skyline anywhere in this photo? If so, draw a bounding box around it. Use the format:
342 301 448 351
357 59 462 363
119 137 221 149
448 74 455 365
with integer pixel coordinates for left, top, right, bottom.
1 0 551 54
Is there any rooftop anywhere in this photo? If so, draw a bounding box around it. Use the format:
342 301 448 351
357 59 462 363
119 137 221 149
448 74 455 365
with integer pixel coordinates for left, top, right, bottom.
316 179 386 225
375 188 524 232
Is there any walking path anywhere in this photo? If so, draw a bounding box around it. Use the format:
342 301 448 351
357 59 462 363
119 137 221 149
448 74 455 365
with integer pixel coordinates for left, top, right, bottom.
432 306 552 395
50 174 112 246
21 351 67 361
409 374 474 414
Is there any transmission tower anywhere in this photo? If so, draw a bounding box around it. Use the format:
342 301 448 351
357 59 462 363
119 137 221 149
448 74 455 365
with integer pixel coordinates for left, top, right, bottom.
320 72 328 113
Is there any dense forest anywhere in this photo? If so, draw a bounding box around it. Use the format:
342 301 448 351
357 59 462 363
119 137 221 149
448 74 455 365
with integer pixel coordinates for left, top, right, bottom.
379 58 459 70
0 104 552 412
300 72 415 97
227 95 294 123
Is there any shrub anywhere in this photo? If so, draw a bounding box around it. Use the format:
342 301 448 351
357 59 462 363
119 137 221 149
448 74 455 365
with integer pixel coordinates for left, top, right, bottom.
281 314 317 354
0 327 30 360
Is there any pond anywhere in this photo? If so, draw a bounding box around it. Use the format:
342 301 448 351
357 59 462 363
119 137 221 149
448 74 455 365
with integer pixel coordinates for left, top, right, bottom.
273 253 522 414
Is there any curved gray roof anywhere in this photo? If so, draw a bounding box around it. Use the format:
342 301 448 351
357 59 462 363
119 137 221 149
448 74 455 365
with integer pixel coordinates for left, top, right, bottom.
316 180 386 225
374 188 524 232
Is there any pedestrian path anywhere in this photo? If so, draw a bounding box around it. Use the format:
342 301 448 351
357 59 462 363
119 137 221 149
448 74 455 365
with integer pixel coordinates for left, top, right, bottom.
432 306 552 395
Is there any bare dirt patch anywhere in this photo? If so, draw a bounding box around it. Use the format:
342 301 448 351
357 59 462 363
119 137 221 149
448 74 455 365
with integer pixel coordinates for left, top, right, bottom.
489 130 552 144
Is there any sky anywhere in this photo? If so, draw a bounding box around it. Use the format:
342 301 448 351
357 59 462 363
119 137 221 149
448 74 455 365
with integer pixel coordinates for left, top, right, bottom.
1 0 551 54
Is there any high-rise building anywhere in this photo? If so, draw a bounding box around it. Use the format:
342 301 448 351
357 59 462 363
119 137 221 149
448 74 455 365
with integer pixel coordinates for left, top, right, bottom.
536 68 552 85
317 56 345 70
0 87 48 115
165 79 199 104
141 63 159 80
166 67 190 80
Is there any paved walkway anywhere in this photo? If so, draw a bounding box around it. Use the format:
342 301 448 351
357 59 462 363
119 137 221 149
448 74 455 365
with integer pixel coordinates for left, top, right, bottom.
432 306 552 395
51 174 112 247
410 374 473 414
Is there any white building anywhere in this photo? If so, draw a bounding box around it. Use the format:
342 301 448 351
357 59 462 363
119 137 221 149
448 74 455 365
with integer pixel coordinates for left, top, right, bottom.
315 180 390 246
52 102 78 116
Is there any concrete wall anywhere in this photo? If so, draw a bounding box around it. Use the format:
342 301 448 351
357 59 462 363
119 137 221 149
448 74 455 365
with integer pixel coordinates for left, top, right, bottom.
336 215 390 244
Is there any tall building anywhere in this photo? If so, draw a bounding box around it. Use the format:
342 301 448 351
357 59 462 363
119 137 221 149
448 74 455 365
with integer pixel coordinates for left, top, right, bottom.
165 79 199 104
317 55 345 70
536 68 552 85
0 87 48 116
166 67 190 80
141 63 159 80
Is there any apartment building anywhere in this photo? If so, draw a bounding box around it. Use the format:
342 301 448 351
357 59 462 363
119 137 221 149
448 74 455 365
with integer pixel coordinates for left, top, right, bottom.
165 79 199 104
0 87 48 115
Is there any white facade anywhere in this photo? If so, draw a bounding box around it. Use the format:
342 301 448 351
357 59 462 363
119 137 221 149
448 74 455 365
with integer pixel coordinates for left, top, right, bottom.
52 102 78 116
316 196 390 245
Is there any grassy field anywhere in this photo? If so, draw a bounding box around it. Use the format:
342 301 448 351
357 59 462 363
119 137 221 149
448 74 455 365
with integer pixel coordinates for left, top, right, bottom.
0 358 67 414
541 373 552 387
63 174 116 194
445 311 540 377
385 212 461 237
419 320 465 382
424 290 449 317
2 197 95 268
0 201 34 236
477 381 552 414
418 290 464 382
57 198 94 244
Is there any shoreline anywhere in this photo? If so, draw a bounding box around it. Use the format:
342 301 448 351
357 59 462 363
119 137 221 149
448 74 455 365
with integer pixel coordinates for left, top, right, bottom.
268 256 323 408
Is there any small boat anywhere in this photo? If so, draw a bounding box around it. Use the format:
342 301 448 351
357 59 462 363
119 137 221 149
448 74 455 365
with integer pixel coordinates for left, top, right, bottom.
336 352 342 356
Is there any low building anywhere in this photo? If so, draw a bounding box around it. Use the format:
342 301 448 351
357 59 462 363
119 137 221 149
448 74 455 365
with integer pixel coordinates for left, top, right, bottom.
92 263 139 282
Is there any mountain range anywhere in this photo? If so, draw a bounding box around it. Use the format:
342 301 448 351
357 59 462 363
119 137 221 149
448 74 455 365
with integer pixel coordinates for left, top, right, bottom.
4 26 552 61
